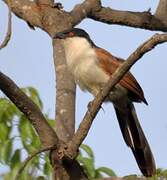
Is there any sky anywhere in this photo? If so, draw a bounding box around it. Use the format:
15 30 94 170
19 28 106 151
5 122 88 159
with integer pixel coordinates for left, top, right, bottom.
0 0 167 177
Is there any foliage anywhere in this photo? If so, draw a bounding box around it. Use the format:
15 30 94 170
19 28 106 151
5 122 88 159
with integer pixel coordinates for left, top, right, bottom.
77 144 116 179
0 87 116 180
148 168 167 180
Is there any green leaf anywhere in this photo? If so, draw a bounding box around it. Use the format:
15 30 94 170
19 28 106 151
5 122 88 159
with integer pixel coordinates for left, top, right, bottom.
0 98 19 123
28 87 43 109
96 167 117 177
10 163 20 180
162 169 167 177
156 168 167 177
10 149 21 169
76 153 82 162
36 176 46 180
18 115 40 152
44 161 52 177
18 115 30 151
21 87 43 110
43 154 52 177
94 170 103 178
156 168 163 175
0 140 12 164
78 157 95 178
80 144 94 160
0 121 11 141
0 98 10 121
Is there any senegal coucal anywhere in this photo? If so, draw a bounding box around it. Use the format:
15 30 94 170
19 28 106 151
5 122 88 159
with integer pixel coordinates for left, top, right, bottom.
54 28 156 177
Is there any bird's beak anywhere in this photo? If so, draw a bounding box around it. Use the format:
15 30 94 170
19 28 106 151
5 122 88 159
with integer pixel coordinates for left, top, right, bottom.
54 32 66 39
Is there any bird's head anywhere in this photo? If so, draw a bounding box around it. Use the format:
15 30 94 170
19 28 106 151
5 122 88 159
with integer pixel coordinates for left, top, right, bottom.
54 28 95 47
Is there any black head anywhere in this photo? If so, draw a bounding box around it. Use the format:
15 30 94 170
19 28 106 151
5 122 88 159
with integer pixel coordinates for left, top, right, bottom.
54 28 95 46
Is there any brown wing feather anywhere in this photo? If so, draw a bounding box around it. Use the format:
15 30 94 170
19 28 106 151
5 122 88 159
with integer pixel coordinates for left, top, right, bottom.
95 48 147 104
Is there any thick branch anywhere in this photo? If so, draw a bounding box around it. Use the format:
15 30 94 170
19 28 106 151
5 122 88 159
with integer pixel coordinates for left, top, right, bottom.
155 0 167 25
66 33 167 158
3 0 71 36
0 71 59 147
70 0 167 32
70 0 101 25
5 0 43 28
90 8 167 31
4 0 167 38
36 0 54 6
53 40 76 142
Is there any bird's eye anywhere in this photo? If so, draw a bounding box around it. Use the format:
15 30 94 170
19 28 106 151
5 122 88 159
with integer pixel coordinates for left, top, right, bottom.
68 32 75 37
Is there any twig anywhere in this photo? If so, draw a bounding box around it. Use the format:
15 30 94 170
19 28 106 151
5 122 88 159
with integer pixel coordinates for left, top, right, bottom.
15 146 56 180
0 6 12 50
66 33 167 159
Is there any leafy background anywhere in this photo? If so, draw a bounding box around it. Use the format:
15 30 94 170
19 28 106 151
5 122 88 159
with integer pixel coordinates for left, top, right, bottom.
0 87 116 179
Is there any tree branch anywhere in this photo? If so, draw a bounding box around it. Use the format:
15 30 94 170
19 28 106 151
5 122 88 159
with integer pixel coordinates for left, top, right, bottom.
70 0 101 25
0 5 12 50
70 0 167 32
4 0 167 38
35 0 54 6
155 0 167 25
4 0 43 29
0 71 59 147
89 8 167 31
66 33 167 159
53 40 76 142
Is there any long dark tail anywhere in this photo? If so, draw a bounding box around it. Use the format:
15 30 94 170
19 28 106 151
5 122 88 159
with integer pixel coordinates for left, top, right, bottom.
114 102 156 177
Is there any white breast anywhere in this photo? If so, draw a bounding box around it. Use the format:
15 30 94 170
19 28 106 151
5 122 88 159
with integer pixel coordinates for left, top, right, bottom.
62 37 109 96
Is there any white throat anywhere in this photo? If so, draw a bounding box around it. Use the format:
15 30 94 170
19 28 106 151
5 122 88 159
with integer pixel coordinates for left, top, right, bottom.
62 37 94 70
62 36 109 95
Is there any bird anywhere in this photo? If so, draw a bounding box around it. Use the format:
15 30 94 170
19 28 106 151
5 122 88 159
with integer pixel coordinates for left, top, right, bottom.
54 28 156 177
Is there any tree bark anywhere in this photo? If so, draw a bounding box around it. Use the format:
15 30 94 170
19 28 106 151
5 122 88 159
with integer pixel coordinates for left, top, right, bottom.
155 0 167 25
53 40 76 142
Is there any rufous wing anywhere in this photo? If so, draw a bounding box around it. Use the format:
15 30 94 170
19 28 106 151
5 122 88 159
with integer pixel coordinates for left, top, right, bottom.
95 48 148 104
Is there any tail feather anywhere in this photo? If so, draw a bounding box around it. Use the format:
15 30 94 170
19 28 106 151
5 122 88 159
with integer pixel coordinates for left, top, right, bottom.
114 103 156 177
